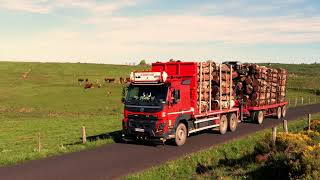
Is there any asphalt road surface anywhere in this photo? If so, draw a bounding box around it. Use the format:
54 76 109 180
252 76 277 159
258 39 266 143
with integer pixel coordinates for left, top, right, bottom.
1 104 320 180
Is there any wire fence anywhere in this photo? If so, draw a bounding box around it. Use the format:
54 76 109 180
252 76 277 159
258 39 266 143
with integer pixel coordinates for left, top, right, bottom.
286 96 318 107
0 126 118 156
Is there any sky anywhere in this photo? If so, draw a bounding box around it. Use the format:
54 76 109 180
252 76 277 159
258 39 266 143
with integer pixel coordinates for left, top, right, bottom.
0 0 319 64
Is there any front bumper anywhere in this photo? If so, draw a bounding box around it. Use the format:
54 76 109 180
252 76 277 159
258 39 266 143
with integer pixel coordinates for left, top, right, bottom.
123 116 175 142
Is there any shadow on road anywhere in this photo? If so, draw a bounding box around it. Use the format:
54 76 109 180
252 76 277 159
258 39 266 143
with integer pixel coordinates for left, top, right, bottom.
63 130 123 146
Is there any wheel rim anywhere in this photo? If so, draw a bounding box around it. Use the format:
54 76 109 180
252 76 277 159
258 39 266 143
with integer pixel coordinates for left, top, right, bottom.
177 128 185 142
230 114 238 131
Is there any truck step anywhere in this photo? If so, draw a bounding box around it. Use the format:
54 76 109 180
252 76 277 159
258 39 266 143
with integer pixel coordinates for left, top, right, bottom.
189 124 219 134
194 117 219 124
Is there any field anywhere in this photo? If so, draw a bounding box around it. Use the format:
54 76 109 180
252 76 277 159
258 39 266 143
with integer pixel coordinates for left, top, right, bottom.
0 61 319 166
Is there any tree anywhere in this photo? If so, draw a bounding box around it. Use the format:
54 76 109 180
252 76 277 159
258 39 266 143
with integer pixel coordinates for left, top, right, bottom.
138 59 147 66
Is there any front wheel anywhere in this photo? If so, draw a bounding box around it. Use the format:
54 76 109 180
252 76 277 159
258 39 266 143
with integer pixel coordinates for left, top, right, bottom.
175 123 187 146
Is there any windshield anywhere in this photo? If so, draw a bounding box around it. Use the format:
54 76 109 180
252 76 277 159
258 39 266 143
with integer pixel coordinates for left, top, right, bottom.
125 85 168 106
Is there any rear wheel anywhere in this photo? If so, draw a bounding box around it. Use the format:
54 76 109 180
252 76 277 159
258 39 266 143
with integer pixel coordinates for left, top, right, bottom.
219 115 228 134
281 105 287 118
175 123 187 146
257 111 264 124
227 113 238 132
276 107 281 119
253 111 264 124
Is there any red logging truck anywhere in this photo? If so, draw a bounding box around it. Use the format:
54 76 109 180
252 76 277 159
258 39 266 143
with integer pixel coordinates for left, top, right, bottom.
121 60 287 146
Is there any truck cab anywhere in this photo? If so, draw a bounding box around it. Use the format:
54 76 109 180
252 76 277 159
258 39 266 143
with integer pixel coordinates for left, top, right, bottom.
122 62 197 145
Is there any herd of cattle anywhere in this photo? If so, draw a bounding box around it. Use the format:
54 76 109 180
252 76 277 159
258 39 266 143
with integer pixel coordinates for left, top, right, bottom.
78 77 130 89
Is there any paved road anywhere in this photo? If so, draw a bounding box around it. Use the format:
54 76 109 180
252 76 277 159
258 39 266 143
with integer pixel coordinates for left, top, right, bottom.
1 104 320 180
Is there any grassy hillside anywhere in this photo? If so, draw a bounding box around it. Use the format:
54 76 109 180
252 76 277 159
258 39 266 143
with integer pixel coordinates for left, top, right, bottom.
0 61 319 166
260 63 320 89
0 62 144 165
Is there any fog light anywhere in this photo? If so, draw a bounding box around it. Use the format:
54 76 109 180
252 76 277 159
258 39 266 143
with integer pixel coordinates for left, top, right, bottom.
158 123 165 131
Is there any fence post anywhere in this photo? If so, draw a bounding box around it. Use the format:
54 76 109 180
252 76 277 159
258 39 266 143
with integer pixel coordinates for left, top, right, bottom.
272 127 277 148
82 126 87 144
38 132 41 152
309 97 311 104
308 114 311 131
283 119 288 134
301 97 304 104
295 97 298 106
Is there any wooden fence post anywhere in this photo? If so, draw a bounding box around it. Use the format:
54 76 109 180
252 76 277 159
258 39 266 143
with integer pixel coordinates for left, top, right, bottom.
38 132 41 152
283 119 288 134
301 97 304 104
272 127 277 148
308 114 311 131
82 126 87 144
295 97 298 106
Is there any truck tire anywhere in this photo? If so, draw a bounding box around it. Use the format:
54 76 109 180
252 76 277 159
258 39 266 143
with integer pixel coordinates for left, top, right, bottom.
254 111 264 124
281 105 287 118
227 113 238 132
219 115 228 134
276 107 282 119
175 123 187 146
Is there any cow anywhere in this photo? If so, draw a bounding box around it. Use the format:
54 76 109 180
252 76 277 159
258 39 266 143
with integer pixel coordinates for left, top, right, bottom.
78 78 84 85
119 77 124 84
84 79 94 89
95 79 102 88
104 78 115 83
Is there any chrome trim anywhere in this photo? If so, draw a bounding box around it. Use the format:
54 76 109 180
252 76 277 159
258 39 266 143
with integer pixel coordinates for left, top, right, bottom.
189 124 220 134
194 117 219 124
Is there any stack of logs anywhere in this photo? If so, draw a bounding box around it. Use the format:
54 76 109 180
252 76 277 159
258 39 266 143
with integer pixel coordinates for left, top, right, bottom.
234 64 287 107
197 62 235 112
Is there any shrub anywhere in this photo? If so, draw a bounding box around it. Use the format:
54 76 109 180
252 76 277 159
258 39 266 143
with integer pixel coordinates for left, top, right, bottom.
254 131 320 179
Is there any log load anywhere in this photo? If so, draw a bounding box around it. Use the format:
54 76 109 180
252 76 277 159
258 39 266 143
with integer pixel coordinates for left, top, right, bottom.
232 64 287 107
197 62 235 112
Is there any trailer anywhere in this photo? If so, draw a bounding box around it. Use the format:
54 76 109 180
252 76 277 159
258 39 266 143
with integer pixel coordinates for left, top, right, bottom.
122 60 288 146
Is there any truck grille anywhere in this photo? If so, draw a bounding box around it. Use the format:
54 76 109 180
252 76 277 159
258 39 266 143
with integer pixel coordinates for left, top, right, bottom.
128 114 158 120
128 119 157 130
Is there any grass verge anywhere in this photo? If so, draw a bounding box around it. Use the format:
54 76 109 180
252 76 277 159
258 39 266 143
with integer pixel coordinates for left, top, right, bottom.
125 114 320 179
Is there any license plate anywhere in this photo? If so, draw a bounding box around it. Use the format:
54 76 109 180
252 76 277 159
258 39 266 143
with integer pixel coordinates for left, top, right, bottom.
135 128 145 132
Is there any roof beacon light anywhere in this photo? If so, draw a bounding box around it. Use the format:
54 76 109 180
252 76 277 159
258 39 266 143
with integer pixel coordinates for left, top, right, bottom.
162 71 168 82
